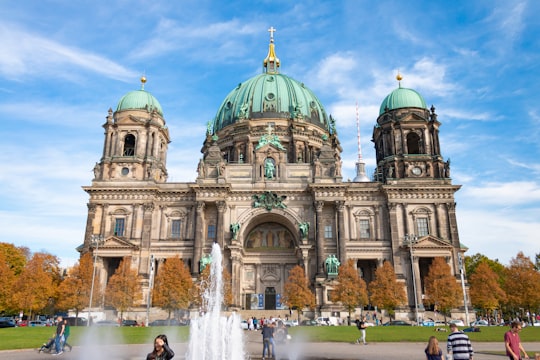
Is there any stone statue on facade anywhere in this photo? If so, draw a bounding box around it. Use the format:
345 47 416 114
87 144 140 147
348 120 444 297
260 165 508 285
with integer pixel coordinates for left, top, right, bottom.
264 158 275 179
197 159 206 178
200 254 212 272
252 191 287 211
93 163 100 179
230 222 240 240
313 157 321 177
325 254 340 276
299 222 309 239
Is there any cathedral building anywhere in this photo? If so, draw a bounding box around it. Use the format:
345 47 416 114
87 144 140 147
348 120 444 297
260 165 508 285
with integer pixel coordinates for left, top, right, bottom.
81 30 469 320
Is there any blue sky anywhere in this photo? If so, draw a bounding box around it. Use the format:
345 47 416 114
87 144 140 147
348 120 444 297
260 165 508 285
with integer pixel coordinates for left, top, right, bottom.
0 0 538 268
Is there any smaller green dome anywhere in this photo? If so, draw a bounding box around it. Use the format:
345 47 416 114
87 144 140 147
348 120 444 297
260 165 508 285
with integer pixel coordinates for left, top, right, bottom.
379 86 427 115
116 89 163 116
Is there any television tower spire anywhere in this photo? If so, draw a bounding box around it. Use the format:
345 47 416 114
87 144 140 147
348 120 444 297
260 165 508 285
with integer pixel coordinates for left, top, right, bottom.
353 102 370 182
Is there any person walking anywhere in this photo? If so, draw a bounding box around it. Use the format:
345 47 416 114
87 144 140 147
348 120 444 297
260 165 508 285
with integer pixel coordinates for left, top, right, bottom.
53 316 65 355
447 322 474 360
355 316 367 345
425 336 443 360
146 334 175 360
261 322 275 359
504 321 529 360
62 318 72 352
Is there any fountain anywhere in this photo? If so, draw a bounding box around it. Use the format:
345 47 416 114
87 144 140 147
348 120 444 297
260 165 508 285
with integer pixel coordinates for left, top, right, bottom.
186 242 245 360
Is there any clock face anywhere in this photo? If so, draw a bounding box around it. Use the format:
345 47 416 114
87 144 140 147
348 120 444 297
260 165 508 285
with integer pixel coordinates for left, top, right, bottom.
412 166 422 176
121 167 130 176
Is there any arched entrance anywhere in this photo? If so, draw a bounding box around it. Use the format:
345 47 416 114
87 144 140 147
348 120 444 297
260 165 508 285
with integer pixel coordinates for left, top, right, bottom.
237 212 303 310
265 287 276 310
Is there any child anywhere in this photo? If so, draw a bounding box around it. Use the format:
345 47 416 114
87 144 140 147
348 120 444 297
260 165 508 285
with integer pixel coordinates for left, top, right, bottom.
425 336 443 360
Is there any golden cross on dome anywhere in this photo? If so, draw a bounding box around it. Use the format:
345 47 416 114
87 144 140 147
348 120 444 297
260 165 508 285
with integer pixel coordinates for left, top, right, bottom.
268 26 276 41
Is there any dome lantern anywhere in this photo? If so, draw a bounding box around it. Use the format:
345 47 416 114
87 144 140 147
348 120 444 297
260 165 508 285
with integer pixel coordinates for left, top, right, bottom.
379 73 427 115
263 26 280 74
116 76 163 116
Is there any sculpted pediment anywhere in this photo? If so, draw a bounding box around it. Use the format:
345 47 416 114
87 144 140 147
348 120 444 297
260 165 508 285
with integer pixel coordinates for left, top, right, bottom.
401 112 428 122
102 236 139 250
255 143 286 154
414 235 453 249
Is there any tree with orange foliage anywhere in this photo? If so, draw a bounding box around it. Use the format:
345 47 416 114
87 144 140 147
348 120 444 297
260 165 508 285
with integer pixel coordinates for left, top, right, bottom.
503 252 540 322
105 257 142 321
153 256 193 319
469 261 506 317
0 251 16 313
56 252 97 319
369 260 407 321
282 265 315 322
423 257 461 319
0 242 29 276
330 259 368 320
12 252 61 318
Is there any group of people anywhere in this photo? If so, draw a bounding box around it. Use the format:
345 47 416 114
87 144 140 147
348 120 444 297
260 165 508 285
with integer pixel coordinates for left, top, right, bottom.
425 320 535 360
36 314 538 360
39 316 72 355
261 319 290 359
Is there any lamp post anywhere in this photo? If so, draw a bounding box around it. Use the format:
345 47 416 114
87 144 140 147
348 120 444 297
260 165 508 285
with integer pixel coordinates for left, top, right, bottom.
145 254 155 327
458 253 470 326
404 234 419 326
87 234 104 327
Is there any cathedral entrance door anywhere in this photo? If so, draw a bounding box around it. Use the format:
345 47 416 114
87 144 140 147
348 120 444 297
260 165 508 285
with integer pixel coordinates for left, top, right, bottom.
264 287 276 310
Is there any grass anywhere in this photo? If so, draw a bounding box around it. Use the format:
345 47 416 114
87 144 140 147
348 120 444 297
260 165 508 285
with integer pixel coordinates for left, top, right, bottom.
0 325 539 352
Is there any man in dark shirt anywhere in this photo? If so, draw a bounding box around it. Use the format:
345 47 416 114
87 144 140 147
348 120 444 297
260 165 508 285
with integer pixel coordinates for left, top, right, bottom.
356 317 367 345
261 322 275 359
53 316 65 355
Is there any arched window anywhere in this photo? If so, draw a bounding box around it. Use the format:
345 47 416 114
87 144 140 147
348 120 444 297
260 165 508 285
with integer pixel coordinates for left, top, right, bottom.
406 132 421 154
123 134 136 156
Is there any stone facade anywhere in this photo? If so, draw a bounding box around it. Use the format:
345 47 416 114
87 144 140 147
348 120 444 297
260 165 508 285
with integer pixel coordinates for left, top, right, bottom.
80 36 470 322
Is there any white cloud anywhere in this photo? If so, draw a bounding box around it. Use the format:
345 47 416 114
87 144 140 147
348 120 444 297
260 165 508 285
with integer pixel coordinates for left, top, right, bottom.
461 181 540 207
0 23 137 81
457 208 539 264
129 18 261 61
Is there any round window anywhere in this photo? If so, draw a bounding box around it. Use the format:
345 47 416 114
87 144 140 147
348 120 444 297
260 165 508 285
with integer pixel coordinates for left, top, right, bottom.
121 167 129 176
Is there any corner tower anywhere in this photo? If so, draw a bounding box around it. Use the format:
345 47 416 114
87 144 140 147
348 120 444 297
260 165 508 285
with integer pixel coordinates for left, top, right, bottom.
373 74 448 182
93 77 170 183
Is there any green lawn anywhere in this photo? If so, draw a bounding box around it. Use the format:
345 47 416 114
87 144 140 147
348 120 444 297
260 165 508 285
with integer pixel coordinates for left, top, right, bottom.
1 325 539 352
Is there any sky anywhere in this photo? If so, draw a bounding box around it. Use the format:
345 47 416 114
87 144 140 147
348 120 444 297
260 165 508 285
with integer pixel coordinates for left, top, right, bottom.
0 0 539 268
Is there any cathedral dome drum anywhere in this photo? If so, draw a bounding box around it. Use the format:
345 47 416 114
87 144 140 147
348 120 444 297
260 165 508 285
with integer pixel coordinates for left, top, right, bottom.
213 73 329 133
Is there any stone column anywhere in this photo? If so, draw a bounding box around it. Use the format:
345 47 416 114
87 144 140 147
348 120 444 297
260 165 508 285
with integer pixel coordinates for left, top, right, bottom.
230 253 242 306
387 203 402 272
335 201 346 263
374 206 381 240
216 201 226 247
193 201 206 274
100 204 108 236
84 204 97 248
130 204 140 239
315 201 325 275
446 202 459 247
413 256 423 311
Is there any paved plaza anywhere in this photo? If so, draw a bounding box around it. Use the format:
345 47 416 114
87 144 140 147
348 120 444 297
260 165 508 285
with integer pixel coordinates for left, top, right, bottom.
1 331 537 359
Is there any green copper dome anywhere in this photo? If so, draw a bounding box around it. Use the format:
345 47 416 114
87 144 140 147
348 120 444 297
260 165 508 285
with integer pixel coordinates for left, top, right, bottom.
211 31 330 134
116 86 163 116
213 73 329 132
379 86 427 115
